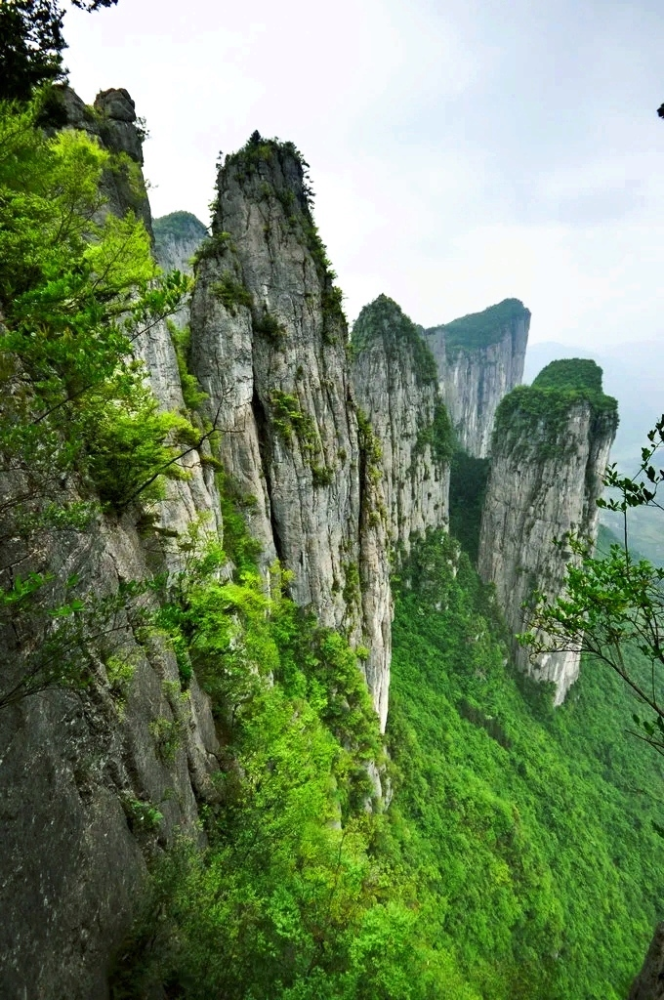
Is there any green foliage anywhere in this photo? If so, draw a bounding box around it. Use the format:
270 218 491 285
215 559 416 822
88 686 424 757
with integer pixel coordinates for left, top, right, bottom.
115 539 486 1000
149 715 183 764
351 294 438 387
123 796 164 834
415 400 455 467
492 360 618 460
211 272 253 314
533 358 605 394
448 451 490 563
438 298 529 354
253 307 286 343
389 529 664 1000
168 321 209 411
215 471 262 575
356 407 386 526
152 210 207 245
0 575 150 709
192 229 234 264
0 97 198 518
524 413 664 756
270 390 317 450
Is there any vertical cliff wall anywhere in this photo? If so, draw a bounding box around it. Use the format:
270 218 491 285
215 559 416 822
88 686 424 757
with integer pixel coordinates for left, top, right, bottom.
0 89 223 999
350 295 453 558
189 135 392 729
424 298 530 457
477 360 618 704
153 211 207 276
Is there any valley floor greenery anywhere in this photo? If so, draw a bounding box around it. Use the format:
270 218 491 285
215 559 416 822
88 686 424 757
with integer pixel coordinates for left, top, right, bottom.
113 523 664 1000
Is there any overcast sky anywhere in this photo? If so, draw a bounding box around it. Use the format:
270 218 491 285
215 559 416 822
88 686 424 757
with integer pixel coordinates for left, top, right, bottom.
64 0 664 347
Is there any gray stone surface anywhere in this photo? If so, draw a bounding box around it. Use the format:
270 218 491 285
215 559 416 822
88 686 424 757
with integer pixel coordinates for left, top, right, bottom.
351 295 450 560
424 303 530 457
189 139 392 729
478 398 617 703
0 91 222 998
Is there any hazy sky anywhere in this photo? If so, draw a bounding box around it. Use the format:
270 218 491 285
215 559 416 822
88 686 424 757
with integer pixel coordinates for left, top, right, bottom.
64 0 664 346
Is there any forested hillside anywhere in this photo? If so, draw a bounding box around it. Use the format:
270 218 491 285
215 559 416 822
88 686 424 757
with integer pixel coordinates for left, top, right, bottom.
1 5 663 997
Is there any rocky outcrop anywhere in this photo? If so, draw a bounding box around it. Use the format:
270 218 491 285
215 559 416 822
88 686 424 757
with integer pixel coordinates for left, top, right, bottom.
351 295 452 559
189 134 392 729
424 299 530 457
153 211 207 277
477 360 618 704
0 90 223 999
628 924 664 1000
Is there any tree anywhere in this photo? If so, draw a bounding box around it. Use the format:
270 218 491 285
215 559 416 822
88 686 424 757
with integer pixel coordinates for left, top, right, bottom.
522 416 664 755
0 0 118 102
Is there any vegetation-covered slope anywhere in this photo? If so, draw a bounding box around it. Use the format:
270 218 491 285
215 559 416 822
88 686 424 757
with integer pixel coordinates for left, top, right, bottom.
389 529 664 1000
440 298 529 353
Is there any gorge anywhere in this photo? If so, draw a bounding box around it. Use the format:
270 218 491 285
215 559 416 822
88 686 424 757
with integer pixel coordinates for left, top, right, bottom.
1 84 662 1000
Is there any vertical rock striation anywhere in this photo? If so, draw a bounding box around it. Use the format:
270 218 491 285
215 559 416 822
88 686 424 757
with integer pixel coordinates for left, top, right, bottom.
189 134 392 729
424 298 530 457
153 211 207 277
350 295 453 559
0 90 222 999
477 360 618 704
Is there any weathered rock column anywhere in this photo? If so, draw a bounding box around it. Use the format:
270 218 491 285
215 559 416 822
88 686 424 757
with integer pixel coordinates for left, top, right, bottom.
478 360 618 704
189 135 392 729
424 298 530 457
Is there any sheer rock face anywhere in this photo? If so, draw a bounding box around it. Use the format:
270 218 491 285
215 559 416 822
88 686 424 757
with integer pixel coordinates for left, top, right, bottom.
351 295 451 559
189 138 392 729
424 299 530 458
477 373 617 704
628 924 664 1000
154 211 207 277
0 91 222 1000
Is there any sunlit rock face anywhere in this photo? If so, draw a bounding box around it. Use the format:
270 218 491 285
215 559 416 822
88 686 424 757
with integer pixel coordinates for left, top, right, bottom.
350 294 452 560
189 135 392 730
424 299 531 458
477 360 618 704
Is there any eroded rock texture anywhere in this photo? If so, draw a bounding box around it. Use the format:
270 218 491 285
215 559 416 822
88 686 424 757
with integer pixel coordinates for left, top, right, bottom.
0 90 222 999
351 295 452 559
154 211 207 277
189 135 392 729
477 360 617 704
424 298 530 457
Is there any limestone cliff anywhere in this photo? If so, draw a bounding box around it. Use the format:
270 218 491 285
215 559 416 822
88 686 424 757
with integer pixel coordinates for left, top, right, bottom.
477 359 618 704
153 210 207 276
424 298 530 457
0 89 222 998
350 295 453 558
189 134 392 729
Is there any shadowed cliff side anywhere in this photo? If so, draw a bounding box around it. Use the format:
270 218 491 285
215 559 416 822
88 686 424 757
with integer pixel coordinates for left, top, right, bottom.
477 359 618 703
